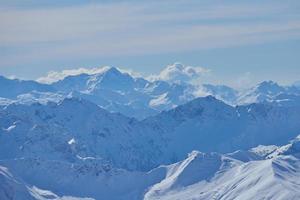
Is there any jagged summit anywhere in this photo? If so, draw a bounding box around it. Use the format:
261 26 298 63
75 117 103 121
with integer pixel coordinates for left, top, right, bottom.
160 95 232 120
1 68 300 119
101 66 122 75
255 80 284 94
187 95 227 105
1 70 300 199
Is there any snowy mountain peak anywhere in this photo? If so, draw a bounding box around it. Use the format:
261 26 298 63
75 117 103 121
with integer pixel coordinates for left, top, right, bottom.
171 95 222 115
184 95 229 109
54 66 124 83
58 96 95 107
95 66 134 85
258 80 277 86
154 151 223 190
237 80 287 104
51 66 138 94
147 95 233 126
98 66 123 77
171 62 184 70
256 80 283 93
37 66 112 84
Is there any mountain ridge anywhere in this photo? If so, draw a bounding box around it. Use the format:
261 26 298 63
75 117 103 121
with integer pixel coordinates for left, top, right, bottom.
1 68 300 120
1 136 300 200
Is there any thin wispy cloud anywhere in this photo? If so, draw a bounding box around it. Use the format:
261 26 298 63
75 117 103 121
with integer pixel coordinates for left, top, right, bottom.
1 1 300 67
36 66 112 84
37 65 142 84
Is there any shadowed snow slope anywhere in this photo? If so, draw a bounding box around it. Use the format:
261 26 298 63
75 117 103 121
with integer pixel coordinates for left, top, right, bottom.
1 96 300 171
2 67 300 199
0 97 166 171
142 96 300 161
1 137 300 200
144 138 300 200
145 155 300 200
1 70 300 119
0 76 55 99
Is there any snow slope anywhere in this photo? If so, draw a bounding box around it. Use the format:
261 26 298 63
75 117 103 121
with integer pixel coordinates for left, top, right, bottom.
237 80 300 105
0 165 95 200
145 136 300 200
1 137 300 200
0 97 167 171
142 96 300 162
1 66 300 200
0 76 55 99
50 67 199 119
145 152 300 200
0 67 202 119
1 95 300 172
1 67 300 119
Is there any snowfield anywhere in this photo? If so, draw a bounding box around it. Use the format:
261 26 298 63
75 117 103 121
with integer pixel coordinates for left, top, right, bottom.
1 137 300 200
1 66 300 120
1 67 300 199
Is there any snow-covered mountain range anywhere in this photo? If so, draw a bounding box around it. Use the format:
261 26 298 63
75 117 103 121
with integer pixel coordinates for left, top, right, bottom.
1 135 300 200
1 64 300 199
1 95 300 171
1 64 300 120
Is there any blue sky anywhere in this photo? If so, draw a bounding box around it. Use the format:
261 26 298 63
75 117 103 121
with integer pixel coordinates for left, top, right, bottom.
0 0 300 87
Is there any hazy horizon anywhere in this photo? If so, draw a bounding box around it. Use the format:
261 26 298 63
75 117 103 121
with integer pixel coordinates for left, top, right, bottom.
1 0 300 87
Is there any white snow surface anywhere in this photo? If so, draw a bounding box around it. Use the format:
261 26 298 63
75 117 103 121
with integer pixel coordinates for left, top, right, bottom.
1 138 300 200
1 96 300 171
1 66 300 119
1 67 300 199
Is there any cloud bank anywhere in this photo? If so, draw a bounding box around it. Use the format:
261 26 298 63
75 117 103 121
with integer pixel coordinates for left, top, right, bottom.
37 62 210 85
150 63 210 84
37 66 142 84
37 66 111 83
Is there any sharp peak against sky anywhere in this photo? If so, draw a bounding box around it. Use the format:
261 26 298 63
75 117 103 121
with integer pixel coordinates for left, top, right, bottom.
36 63 209 84
0 0 299 86
13 63 299 90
